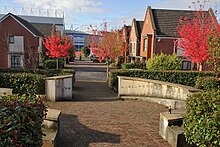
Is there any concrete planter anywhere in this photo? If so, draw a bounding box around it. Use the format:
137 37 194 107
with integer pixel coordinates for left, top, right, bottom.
45 75 73 101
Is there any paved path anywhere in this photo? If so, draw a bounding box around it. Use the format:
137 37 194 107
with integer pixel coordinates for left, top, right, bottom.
47 60 170 147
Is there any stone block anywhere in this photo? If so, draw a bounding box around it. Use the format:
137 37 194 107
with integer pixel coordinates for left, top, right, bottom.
43 109 61 130
42 129 58 147
159 111 185 140
166 126 183 147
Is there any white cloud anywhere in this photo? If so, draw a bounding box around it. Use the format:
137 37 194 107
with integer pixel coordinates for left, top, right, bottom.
15 0 103 13
151 0 219 11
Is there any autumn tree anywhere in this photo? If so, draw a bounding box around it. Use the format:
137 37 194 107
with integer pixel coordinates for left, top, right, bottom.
42 33 73 69
176 1 219 71
177 11 214 71
88 22 127 78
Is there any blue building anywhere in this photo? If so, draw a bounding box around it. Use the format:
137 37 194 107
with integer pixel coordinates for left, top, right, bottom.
64 30 89 52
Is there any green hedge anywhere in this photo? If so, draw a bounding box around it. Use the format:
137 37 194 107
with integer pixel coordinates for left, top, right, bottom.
0 69 75 94
43 59 64 69
195 77 220 91
121 63 146 70
108 69 215 91
183 91 220 146
0 94 47 146
0 73 45 95
0 68 61 77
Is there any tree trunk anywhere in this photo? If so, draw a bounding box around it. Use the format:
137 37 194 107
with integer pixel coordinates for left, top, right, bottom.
216 72 219 80
106 60 109 82
197 63 203 71
56 58 59 69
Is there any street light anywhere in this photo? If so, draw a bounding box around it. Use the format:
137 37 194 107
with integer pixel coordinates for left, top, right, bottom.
77 37 80 51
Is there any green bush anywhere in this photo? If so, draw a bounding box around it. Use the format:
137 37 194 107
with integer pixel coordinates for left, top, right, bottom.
0 69 76 94
0 73 45 95
82 46 90 57
147 53 181 70
0 94 47 146
195 77 220 91
183 91 220 146
43 59 64 69
121 63 136 69
121 62 145 69
108 69 215 91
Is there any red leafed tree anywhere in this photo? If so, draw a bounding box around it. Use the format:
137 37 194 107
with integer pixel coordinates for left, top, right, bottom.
88 22 126 61
42 33 73 69
88 22 127 79
177 11 214 71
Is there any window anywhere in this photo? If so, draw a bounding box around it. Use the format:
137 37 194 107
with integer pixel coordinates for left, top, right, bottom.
11 55 21 68
143 38 148 51
133 42 136 53
129 43 132 54
181 61 191 70
9 36 14 43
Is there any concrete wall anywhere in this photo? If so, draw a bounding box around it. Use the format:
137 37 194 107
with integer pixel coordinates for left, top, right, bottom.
118 76 202 109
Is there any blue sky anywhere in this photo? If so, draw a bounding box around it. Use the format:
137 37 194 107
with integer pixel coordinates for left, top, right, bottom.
0 0 219 31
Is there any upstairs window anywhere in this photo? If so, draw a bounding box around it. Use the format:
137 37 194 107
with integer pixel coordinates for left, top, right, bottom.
9 36 14 44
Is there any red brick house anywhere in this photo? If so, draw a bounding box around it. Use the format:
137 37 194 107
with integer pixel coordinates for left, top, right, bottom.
129 18 144 63
140 6 215 70
119 25 131 63
0 13 43 69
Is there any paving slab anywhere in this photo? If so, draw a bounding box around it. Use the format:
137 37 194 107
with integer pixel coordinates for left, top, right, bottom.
47 60 170 147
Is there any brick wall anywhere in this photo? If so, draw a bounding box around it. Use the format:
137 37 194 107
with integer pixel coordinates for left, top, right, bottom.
0 16 39 68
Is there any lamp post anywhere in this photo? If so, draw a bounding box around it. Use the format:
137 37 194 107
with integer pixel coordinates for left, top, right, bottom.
77 37 80 52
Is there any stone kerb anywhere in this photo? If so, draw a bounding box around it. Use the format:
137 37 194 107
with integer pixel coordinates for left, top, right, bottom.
118 76 202 109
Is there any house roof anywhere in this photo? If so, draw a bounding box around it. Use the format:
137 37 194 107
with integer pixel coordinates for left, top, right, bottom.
132 18 144 40
0 13 43 37
136 20 144 39
31 23 54 37
149 8 211 37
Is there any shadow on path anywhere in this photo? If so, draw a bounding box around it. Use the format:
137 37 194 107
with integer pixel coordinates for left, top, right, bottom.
59 113 121 147
72 81 119 102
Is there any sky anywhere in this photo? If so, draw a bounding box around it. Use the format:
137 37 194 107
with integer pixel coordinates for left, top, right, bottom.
0 0 219 32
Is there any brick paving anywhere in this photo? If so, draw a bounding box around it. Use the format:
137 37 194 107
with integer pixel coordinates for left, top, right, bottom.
47 60 170 147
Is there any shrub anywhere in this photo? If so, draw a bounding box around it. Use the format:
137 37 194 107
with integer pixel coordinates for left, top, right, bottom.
82 46 90 57
183 91 220 146
0 94 47 146
43 59 64 69
0 69 76 94
147 53 181 70
0 73 45 95
122 62 146 70
121 63 136 69
108 69 214 91
195 77 220 91
115 56 124 69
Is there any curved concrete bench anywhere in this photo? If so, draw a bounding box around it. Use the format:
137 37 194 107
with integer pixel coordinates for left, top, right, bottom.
118 76 202 109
